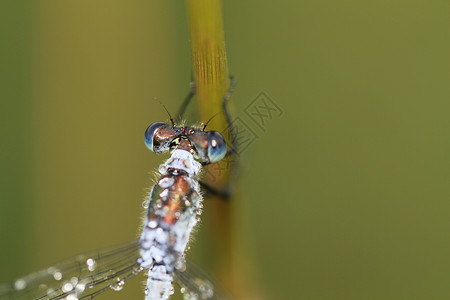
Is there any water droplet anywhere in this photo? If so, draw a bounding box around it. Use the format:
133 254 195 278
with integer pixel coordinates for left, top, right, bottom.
86 258 97 271
197 208 203 215
156 199 163 208
155 228 168 243
163 206 170 215
194 278 214 298
160 189 169 199
132 266 144 275
175 256 186 272
14 279 26 290
110 284 123 291
158 176 174 188
70 277 79 286
183 291 199 300
148 219 158 228
66 294 79 300
76 279 89 293
145 287 149 295
62 282 74 292
46 288 56 296
142 200 150 209
53 271 62 281
159 165 167 174
180 287 186 293
110 279 125 291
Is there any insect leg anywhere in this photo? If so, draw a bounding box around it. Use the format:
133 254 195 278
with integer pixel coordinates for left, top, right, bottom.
176 74 196 123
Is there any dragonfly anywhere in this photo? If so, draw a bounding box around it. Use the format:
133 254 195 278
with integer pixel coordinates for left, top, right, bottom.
0 78 237 300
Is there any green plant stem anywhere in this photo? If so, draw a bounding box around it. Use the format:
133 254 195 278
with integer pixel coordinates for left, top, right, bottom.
185 0 235 294
185 3 262 298
185 0 230 131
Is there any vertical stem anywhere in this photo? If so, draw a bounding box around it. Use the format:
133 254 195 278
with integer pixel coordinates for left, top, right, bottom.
185 3 261 298
185 0 235 295
185 0 230 131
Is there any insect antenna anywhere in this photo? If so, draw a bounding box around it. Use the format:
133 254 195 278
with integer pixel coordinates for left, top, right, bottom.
202 112 221 131
154 99 175 126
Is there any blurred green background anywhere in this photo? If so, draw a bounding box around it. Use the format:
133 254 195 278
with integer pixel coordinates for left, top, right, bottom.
1 1 449 299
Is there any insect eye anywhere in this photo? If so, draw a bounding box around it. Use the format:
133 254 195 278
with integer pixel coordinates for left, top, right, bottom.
206 131 227 163
144 122 170 153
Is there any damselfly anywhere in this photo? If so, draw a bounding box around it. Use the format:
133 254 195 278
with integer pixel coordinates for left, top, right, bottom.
0 79 237 300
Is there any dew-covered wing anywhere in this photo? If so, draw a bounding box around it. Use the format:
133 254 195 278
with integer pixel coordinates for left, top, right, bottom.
0 239 142 300
174 259 230 300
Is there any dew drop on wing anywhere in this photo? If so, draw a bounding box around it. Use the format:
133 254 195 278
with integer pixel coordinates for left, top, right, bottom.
62 281 75 292
110 279 125 291
174 260 221 300
67 293 79 300
0 239 142 300
86 258 97 271
13 279 26 291
175 256 187 272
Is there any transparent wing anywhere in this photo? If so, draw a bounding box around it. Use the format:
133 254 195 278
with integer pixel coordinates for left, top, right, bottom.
0 239 142 300
0 239 229 300
174 259 231 300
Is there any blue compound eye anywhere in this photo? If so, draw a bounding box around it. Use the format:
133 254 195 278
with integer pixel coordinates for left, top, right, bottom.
206 131 227 163
144 122 173 153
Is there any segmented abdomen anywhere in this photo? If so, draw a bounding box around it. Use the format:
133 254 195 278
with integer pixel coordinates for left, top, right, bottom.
139 160 202 300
